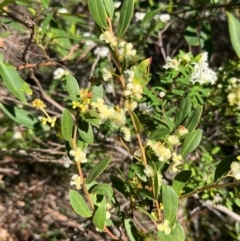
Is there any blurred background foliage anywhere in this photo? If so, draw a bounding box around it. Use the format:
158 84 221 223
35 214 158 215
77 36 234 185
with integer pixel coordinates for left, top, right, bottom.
1 0 240 240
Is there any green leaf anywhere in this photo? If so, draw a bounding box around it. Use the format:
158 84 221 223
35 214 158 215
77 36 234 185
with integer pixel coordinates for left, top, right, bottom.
153 164 159 199
41 12 53 35
226 12 240 59
90 183 113 200
66 74 80 101
175 97 191 127
88 0 108 29
93 205 106 231
85 156 111 184
61 109 73 141
0 56 27 103
124 218 137 241
69 189 92 218
184 24 200 46
171 222 185 241
41 0 49 9
110 175 129 197
103 0 114 19
162 184 178 223
20 81 32 95
91 84 104 102
185 106 202 133
0 0 14 8
141 8 161 25
78 121 94 144
133 58 152 87
214 154 238 181
158 232 175 241
172 170 191 196
149 128 171 140
136 189 154 201
0 103 39 129
129 110 141 133
117 0 134 38
180 129 202 157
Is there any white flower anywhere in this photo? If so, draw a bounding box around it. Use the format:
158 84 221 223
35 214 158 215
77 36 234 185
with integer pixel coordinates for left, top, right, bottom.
124 99 138 111
144 165 154 177
94 46 109 58
53 67 65 79
190 52 217 85
105 83 114 93
124 69 135 82
135 12 145 21
231 161 240 180
69 147 87 163
114 1 121 8
158 14 171 23
58 8 68 14
147 140 171 162
83 32 95 46
159 91 166 98
163 57 179 70
70 174 83 189
120 126 131 141
13 131 22 140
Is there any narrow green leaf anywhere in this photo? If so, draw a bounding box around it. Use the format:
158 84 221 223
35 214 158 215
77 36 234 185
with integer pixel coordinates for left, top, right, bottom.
136 189 154 201
142 8 161 25
93 205 106 231
149 128 171 140
85 157 111 184
78 122 94 144
175 97 191 127
69 189 92 217
117 0 134 38
41 12 53 35
185 106 202 133
88 0 108 29
90 183 113 200
153 165 159 199
214 154 238 181
110 175 129 197
66 74 80 101
0 0 14 8
129 110 141 133
133 58 152 87
103 0 114 19
162 184 178 223
0 56 27 103
61 109 73 141
180 129 202 157
0 103 39 129
124 218 137 241
172 170 192 196
226 12 240 59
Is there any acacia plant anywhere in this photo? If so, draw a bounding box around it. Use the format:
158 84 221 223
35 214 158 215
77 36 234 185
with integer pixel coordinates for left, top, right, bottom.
1 0 240 240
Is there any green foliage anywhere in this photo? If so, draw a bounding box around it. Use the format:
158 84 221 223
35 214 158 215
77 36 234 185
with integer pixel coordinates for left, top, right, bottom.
1 0 240 240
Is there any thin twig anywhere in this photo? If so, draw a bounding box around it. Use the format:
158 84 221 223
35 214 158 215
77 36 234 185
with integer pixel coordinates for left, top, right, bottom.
30 70 65 112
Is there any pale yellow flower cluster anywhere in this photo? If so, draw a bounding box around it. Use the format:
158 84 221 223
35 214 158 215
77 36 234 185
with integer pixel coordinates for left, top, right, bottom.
118 41 136 59
69 147 88 163
157 219 171 235
70 174 83 190
32 99 57 128
227 85 240 108
102 67 116 82
100 30 117 47
230 156 240 180
123 69 143 111
72 88 92 112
